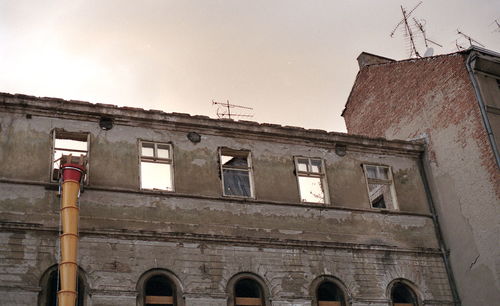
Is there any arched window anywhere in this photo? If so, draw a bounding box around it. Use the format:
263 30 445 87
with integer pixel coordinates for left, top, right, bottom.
391 282 418 306
144 275 175 305
234 278 264 306
317 281 346 306
137 269 183 306
38 265 86 306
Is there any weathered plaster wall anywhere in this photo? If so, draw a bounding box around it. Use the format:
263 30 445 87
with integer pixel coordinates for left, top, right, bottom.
343 52 500 305
0 93 450 305
0 229 453 306
0 108 430 214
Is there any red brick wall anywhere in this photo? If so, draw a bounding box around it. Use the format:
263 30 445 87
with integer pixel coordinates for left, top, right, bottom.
343 53 499 196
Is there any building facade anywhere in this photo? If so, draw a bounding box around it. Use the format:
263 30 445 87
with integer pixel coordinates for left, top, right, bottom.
343 47 500 306
0 93 457 305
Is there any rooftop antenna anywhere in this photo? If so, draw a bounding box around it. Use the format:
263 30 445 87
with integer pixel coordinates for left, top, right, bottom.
212 100 254 120
456 29 485 48
490 19 500 33
390 1 423 58
413 17 443 56
455 39 466 51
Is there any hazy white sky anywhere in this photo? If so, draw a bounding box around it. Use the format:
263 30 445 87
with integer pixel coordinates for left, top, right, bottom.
1 1 499 132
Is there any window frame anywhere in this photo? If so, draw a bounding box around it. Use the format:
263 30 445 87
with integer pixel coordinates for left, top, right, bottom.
139 140 175 192
50 130 90 184
219 147 255 199
137 269 184 306
294 156 329 204
387 279 420 306
362 164 398 210
227 272 271 306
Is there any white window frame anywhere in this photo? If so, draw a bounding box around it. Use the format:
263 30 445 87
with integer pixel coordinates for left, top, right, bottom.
363 164 399 210
51 130 90 184
139 141 174 191
294 156 329 204
219 148 255 198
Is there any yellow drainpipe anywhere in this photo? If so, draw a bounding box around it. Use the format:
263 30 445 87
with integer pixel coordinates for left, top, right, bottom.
58 158 85 306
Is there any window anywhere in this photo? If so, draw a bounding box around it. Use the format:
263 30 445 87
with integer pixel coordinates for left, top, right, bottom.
317 281 346 306
138 270 182 306
52 130 89 182
295 157 328 204
144 275 175 306
220 148 253 198
363 164 398 209
391 282 418 306
234 278 264 306
140 142 174 191
39 265 86 306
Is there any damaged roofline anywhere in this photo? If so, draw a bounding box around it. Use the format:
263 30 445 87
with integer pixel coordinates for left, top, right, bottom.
0 92 424 154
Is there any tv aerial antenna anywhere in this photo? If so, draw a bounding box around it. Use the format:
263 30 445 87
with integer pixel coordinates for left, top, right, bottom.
413 17 442 56
490 19 500 33
212 100 254 120
390 1 423 58
456 29 485 49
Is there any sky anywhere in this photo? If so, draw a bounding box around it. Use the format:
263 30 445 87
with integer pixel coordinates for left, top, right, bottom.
1 1 499 132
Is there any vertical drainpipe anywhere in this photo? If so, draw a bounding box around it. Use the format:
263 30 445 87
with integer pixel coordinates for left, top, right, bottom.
417 151 461 305
58 162 86 306
465 51 500 168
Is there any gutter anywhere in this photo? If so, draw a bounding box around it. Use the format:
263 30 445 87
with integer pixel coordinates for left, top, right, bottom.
417 150 461 305
465 52 500 168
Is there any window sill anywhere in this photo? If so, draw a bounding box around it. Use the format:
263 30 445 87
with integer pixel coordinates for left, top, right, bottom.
0 178 432 218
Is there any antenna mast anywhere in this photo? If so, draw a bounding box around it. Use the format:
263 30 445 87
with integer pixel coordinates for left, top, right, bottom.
413 18 443 48
390 2 423 58
456 29 485 48
212 100 254 120
490 19 500 33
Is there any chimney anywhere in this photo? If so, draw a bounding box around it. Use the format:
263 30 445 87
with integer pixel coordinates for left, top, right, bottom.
357 52 395 69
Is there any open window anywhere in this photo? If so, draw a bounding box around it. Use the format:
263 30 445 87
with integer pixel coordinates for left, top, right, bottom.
144 275 175 306
140 141 174 191
220 148 253 198
294 157 329 204
363 164 398 209
52 130 89 183
317 281 346 306
234 278 264 306
391 282 418 306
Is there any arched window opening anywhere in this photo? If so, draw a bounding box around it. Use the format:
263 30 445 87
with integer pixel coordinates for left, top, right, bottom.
145 275 175 306
317 281 345 306
234 278 263 306
44 269 85 306
391 282 417 306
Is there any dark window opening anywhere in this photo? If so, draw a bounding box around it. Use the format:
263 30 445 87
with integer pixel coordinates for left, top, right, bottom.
46 270 84 306
391 282 417 306
235 278 263 306
371 194 386 208
145 275 174 306
317 281 345 306
220 148 253 198
363 164 397 209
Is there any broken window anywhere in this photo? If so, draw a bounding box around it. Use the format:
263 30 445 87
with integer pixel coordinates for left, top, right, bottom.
144 275 175 306
317 281 346 306
140 142 174 191
234 278 263 306
295 157 328 204
220 148 253 198
363 164 398 209
391 282 418 306
52 130 89 182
